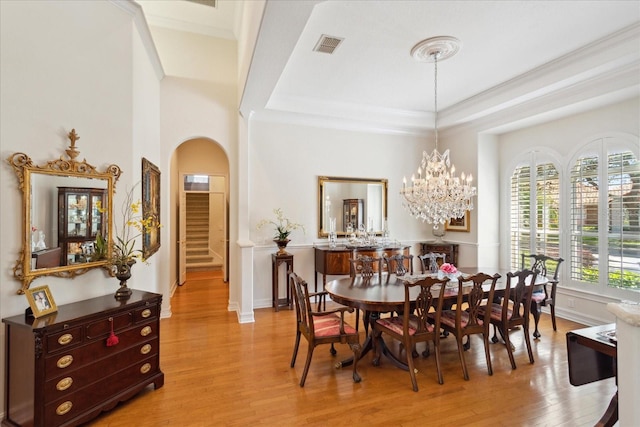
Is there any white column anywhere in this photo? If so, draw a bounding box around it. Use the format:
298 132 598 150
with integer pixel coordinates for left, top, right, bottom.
606 302 640 426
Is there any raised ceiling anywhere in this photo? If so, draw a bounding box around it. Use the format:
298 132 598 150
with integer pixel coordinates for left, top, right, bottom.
140 0 640 135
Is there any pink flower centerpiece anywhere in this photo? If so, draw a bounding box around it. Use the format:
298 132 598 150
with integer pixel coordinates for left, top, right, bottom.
440 263 458 274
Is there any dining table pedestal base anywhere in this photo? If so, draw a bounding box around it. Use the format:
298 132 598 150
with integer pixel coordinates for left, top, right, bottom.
336 312 410 371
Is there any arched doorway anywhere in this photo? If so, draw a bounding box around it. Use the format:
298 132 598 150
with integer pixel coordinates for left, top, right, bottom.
172 138 229 284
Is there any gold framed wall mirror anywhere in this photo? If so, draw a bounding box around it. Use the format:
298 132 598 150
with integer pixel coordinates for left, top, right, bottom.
318 176 388 238
7 129 121 293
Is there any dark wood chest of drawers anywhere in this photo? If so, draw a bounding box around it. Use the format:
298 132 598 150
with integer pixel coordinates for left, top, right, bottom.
2 290 164 427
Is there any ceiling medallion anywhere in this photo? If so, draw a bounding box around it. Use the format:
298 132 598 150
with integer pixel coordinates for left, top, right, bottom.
410 36 461 62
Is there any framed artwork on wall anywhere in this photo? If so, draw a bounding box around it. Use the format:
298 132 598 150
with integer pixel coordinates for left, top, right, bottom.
445 210 470 232
142 158 161 259
26 285 57 318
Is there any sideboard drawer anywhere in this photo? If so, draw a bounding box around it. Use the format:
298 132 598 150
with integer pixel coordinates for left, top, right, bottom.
85 311 133 340
46 326 84 354
133 303 159 323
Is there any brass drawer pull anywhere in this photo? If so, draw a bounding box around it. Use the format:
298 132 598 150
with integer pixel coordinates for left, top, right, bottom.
56 377 73 391
56 401 73 416
57 355 73 369
141 308 152 318
140 326 152 337
140 344 152 355
140 363 151 374
58 334 73 345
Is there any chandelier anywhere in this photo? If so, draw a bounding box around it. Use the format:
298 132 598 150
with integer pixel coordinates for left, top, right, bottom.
400 36 476 228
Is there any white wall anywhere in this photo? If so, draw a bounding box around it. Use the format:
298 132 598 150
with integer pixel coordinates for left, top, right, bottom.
0 0 162 415
248 118 436 307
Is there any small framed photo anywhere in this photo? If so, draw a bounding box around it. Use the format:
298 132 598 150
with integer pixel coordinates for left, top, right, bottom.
26 285 58 318
445 210 470 232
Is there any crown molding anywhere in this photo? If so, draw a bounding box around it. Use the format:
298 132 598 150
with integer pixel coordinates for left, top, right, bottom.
440 23 640 128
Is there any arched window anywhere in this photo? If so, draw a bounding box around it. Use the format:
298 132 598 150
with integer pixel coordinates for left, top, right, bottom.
510 154 560 269
570 137 639 290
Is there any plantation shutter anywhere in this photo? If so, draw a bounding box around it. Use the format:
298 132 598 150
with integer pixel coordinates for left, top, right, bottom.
510 166 531 269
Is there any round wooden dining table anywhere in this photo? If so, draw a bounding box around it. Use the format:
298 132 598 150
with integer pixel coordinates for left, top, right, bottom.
325 272 454 370
324 268 547 369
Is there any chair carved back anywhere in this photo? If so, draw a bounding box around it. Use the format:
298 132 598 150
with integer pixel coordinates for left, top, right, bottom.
405 276 449 335
349 255 383 281
383 253 413 276
521 253 563 282
460 272 500 329
290 271 313 336
503 269 538 324
520 253 564 337
419 252 447 273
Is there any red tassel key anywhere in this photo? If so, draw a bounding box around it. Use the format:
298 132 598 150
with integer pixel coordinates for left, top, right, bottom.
106 317 119 346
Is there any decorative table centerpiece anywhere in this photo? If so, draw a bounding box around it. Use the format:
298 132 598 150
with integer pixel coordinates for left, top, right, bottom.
257 208 305 254
439 262 460 280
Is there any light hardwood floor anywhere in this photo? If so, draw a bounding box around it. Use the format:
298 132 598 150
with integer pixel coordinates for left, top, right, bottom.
87 271 616 426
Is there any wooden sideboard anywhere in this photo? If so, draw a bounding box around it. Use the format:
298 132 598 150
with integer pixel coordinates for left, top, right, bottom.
314 245 411 291
2 290 164 427
419 242 459 268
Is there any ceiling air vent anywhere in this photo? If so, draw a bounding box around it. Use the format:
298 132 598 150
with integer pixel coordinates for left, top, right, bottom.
185 0 217 8
313 35 344 54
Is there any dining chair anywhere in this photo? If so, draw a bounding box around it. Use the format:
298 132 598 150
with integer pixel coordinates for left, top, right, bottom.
418 252 447 273
383 253 414 276
289 271 362 387
479 269 538 369
371 276 449 391
349 255 384 332
521 253 564 338
438 272 501 380
349 255 383 281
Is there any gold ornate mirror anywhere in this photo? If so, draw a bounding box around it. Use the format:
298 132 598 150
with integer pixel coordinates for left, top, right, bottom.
318 176 388 238
7 129 121 293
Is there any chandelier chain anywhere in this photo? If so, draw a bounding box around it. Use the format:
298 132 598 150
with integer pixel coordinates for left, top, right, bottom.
434 52 438 151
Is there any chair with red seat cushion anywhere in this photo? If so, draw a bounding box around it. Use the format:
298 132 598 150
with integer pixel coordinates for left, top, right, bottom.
289 271 362 387
438 272 501 380
521 253 564 338
479 269 538 369
371 276 449 391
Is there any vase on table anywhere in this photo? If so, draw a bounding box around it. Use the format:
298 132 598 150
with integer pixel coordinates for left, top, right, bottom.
274 239 290 255
114 259 136 299
432 224 446 243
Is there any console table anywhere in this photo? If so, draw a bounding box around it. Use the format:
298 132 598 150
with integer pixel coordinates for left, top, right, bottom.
566 323 617 427
2 290 164 427
314 245 410 291
419 242 458 267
